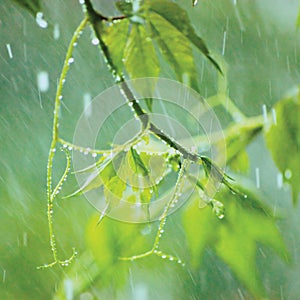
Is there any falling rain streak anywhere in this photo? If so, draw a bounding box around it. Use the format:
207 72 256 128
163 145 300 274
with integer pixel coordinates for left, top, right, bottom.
2 270 6 283
53 24 60 40
222 31 227 55
271 108 277 125
277 173 283 189
262 104 268 125
6 44 13 59
255 167 260 189
83 93 92 117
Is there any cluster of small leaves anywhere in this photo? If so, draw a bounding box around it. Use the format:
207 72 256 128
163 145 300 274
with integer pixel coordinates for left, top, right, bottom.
101 0 221 94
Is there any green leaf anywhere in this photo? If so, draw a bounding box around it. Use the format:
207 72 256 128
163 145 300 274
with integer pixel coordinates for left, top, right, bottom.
296 6 300 27
115 0 133 16
130 147 149 176
265 87 300 205
148 11 199 90
183 186 289 298
144 0 222 73
229 150 249 173
66 152 125 198
85 214 152 287
11 0 41 16
124 23 160 79
102 19 130 73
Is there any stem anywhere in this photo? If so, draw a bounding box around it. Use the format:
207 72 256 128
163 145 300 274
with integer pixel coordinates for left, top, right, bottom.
39 17 88 269
119 159 189 266
82 0 201 164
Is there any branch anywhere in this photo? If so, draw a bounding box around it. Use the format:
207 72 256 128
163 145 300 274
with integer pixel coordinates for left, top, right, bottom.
82 0 201 163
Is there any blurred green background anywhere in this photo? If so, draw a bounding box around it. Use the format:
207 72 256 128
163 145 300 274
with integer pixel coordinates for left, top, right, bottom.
1 0 300 299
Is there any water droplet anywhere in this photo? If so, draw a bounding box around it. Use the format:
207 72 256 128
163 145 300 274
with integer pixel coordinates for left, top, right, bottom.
36 12 48 29
92 153 97 158
68 146 73 150
51 148 56 153
37 71 49 93
284 169 292 179
218 213 225 219
68 57 74 64
6 44 13 59
92 38 99 45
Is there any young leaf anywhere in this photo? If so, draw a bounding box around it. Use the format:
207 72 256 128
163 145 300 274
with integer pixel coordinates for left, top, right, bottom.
124 23 160 79
130 147 150 176
183 186 289 298
144 0 222 73
148 11 199 90
66 152 125 198
265 88 300 205
101 19 130 73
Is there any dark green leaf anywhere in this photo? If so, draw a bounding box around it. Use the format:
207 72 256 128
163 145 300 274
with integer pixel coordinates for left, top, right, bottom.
124 23 160 79
183 186 289 298
148 11 199 90
11 0 41 16
265 88 300 204
144 0 222 73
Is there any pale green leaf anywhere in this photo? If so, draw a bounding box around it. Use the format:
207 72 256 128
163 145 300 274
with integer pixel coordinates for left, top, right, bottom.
102 19 130 73
265 88 300 204
124 23 160 79
144 0 222 73
148 11 198 90
229 149 249 173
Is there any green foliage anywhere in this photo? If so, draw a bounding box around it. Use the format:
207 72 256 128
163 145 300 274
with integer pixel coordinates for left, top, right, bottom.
99 0 221 88
265 87 300 204
183 186 289 298
144 0 222 73
124 23 160 79
101 19 130 73
148 10 198 89
85 215 150 287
